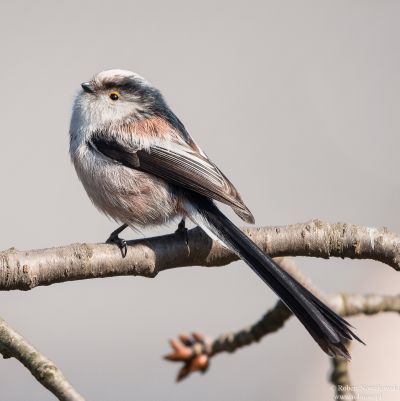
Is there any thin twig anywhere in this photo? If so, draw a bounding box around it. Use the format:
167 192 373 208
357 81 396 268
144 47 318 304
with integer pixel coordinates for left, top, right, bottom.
0 317 84 401
330 340 356 400
164 258 400 381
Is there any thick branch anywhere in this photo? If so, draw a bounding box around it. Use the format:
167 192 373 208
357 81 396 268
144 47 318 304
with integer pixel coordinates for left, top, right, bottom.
0 317 84 401
0 220 399 291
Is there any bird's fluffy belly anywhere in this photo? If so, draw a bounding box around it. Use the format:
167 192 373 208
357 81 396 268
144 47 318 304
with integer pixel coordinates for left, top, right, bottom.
73 148 180 227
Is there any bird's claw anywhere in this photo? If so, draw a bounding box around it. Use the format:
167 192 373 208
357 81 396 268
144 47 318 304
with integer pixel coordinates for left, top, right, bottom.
175 220 189 246
106 235 128 258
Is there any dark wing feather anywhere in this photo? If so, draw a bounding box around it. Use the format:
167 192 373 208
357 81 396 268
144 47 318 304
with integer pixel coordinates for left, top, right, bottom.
90 135 254 223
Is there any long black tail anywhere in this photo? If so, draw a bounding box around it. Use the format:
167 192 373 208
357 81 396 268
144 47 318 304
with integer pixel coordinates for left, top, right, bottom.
193 199 364 359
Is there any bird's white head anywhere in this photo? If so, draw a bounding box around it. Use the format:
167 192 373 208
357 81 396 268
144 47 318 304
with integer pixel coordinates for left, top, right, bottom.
72 69 163 130
69 69 168 152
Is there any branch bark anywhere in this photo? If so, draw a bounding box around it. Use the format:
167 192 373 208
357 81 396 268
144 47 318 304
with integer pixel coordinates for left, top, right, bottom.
0 317 84 401
0 220 399 291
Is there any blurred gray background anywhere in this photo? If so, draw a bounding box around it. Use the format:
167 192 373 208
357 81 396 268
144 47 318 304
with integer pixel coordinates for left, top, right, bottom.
0 0 399 400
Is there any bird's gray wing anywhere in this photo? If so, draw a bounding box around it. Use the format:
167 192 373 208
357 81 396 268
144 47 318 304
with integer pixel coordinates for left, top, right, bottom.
90 134 254 223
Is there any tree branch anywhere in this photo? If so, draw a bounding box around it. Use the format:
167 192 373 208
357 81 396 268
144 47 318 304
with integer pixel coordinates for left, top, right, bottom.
0 220 399 291
207 292 400 357
0 317 84 401
165 292 400 381
1 221 399 397
330 340 355 400
164 258 400 381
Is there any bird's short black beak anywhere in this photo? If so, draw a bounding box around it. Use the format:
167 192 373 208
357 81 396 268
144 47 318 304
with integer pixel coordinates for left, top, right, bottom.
81 82 95 94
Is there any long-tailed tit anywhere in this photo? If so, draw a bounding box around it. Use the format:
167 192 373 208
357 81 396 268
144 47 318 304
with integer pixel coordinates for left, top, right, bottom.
69 69 363 358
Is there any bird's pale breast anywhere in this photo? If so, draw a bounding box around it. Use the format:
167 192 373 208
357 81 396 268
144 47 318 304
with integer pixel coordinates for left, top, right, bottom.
72 144 180 227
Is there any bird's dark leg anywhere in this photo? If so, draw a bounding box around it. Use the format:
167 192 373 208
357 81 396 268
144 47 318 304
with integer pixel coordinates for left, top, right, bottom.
175 218 189 246
106 223 129 257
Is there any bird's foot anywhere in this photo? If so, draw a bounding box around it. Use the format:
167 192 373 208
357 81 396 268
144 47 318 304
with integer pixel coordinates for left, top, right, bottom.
106 233 128 258
175 219 189 246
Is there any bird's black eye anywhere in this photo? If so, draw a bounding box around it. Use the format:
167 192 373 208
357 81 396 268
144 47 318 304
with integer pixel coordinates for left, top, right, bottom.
109 92 119 101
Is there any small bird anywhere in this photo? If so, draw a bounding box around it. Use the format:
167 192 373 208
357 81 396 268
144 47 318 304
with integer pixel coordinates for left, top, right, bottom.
70 69 363 358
